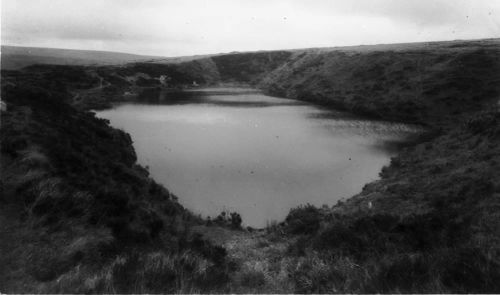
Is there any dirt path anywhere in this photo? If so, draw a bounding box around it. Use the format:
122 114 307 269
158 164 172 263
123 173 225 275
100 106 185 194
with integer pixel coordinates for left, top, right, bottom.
192 225 295 293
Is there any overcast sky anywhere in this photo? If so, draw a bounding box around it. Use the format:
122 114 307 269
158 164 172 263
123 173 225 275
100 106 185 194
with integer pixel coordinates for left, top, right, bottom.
2 0 500 57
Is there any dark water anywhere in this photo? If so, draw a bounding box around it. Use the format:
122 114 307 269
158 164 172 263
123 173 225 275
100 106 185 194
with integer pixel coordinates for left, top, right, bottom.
96 88 420 227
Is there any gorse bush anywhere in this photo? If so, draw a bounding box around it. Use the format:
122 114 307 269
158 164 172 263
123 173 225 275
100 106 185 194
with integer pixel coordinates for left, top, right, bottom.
212 210 243 229
230 212 243 229
285 204 322 234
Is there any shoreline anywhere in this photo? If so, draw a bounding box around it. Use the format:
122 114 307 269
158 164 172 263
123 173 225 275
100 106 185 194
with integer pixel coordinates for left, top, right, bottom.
96 85 426 229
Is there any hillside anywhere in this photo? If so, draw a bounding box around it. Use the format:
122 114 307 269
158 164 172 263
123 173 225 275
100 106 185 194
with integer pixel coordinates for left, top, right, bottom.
0 68 234 293
202 38 500 293
1 38 500 293
259 39 500 124
272 110 500 293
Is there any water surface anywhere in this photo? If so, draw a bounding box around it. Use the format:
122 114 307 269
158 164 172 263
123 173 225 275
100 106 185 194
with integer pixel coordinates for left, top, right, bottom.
97 88 419 227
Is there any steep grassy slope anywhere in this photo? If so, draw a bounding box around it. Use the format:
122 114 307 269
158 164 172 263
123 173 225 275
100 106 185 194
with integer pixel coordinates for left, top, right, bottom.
259 39 500 124
200 39 500 293
0 73 232 293
275 111 500 293
211 51 293 83
189 112 500 293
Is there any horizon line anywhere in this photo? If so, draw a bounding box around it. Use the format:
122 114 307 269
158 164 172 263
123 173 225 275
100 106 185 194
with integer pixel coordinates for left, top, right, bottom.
2 37 499 59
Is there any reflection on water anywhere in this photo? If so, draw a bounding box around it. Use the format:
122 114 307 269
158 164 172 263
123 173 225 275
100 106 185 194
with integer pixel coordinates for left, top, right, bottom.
97 88 420 228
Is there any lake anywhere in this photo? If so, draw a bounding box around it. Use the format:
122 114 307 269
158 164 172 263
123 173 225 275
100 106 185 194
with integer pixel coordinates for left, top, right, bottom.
96 88 420 228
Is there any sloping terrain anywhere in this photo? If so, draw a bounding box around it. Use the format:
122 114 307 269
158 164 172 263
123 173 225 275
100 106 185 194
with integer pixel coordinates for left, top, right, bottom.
276 111 500 293
1 38 500 293
190 110 500 293
0 71 232 293
259 39 500 124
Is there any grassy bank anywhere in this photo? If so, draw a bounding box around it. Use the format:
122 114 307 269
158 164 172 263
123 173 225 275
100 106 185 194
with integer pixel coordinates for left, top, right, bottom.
0 72 232 293
274 111 500 293
188 111 500 293
205 39 500 293
250 39 500 293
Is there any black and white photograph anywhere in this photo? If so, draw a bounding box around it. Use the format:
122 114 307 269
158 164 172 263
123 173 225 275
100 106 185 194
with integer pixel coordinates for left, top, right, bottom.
1 0 499 293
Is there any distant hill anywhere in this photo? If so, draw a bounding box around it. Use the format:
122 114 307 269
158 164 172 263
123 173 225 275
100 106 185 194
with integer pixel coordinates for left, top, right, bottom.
0 45 171 70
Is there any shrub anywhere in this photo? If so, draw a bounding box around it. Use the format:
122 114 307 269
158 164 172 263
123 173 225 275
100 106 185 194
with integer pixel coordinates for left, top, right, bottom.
213 211 243 229
285 204 322 235
230 212 242 229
